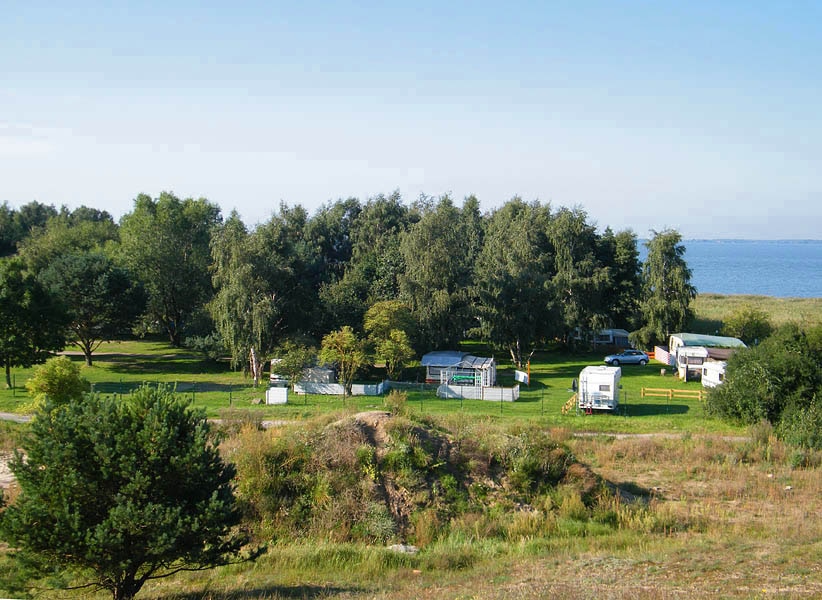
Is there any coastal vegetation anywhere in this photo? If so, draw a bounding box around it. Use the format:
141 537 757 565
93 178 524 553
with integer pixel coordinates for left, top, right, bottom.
0 196 820 598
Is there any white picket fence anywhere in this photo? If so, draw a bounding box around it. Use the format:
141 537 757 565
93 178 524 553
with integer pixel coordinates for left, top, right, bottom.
436 384 520 402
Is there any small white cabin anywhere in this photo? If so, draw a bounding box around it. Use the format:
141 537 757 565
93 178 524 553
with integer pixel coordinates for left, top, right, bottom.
578 366 621 411
701 361 727 388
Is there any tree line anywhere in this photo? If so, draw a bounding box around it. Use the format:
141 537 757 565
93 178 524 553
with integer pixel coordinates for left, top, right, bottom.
0 192 696 384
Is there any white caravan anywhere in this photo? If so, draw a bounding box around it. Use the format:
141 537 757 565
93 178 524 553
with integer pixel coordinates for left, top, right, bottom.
701 361 727 388
578 366 621 412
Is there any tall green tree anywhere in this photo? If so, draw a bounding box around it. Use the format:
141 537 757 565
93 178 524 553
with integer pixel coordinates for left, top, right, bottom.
0 385 253 600
0 202 23 257
634 229 697 348
0 258 67 388
318 192 411 331
39 253 145 366
547 207 611 346
474 199 556 368
12 201 58 237
399 195 480 352
305 197 361 284
209 207 320 384
118 192 221 346
319 326 368 398
374 329 415 381
598 227 642 330
18 208 119 273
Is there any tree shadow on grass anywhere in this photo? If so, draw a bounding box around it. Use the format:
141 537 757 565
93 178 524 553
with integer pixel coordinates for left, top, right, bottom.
620 403 690 416
156 584 367 599
90 381 253 395
90 353 231 376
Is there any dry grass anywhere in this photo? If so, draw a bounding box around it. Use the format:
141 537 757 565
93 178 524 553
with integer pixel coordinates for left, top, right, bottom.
692 293 822 331
133 432 822 600
5 425 820 600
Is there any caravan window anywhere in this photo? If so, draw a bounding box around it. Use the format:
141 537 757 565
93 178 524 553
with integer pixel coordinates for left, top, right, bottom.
599 384 610 392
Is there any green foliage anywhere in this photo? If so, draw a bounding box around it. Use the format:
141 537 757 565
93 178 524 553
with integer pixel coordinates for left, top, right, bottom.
364 300 416 379
502 427 577 496
777 396 822 450
24 355 89 409
707 324 822 448
0 257 67 388
0 384 251 600
598 228 642 330
39 252 145 366
119 192 221 346
209 207 319 382
17 207 119 273
635 229 696 348
399 195 481 352
319 326 368 397
274 340 318 390
474 199 556 368
548 206 612 346
183 331 226 362
721 303 773 345
364 300 415 342
374 329 415 380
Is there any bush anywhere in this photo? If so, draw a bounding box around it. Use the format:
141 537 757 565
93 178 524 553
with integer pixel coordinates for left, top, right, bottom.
777 396 822 450
24 355 88 410
707 324 821 436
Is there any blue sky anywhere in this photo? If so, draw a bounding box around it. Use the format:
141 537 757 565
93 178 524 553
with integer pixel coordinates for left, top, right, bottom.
2 1 821 238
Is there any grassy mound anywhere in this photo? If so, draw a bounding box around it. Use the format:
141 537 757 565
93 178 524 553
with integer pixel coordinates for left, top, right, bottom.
224 408 633 547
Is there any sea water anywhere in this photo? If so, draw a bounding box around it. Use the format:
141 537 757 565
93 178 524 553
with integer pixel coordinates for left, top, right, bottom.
640 240 822 298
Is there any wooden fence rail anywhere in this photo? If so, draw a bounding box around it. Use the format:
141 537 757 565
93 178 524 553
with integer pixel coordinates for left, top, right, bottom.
641 387 705 402
562 394 578 414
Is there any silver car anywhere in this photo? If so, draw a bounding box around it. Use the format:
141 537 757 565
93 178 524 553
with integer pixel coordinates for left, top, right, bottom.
604 349 649 366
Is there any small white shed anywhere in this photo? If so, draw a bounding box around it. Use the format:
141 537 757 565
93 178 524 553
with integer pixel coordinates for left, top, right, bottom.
578 366 621 411
421 351 497 387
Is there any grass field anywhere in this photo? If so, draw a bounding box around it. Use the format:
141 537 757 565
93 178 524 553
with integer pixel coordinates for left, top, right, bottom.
691 293 822 334
0 340 740 435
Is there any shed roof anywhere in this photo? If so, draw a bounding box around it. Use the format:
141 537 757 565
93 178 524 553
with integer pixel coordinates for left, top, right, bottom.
421 351 467 367
421 351 495 370
455 355 495 370
670 333 747 348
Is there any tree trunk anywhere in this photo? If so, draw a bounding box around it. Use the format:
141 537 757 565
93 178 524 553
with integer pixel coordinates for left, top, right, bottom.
249 347 261 387
4 360 10 389
112 575 142 600
83 343 94 367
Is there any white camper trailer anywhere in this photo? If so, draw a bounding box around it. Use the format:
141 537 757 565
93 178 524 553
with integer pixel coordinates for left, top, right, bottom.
675 346 710 380
701 361 727 388
578 366 621 412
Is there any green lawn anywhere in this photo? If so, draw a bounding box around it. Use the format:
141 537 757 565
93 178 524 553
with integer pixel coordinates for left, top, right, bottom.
0 340 743 435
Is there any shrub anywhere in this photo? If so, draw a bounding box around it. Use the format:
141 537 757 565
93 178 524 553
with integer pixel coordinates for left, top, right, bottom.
383 390 408 415
24 355 88 410
777 396 822 450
